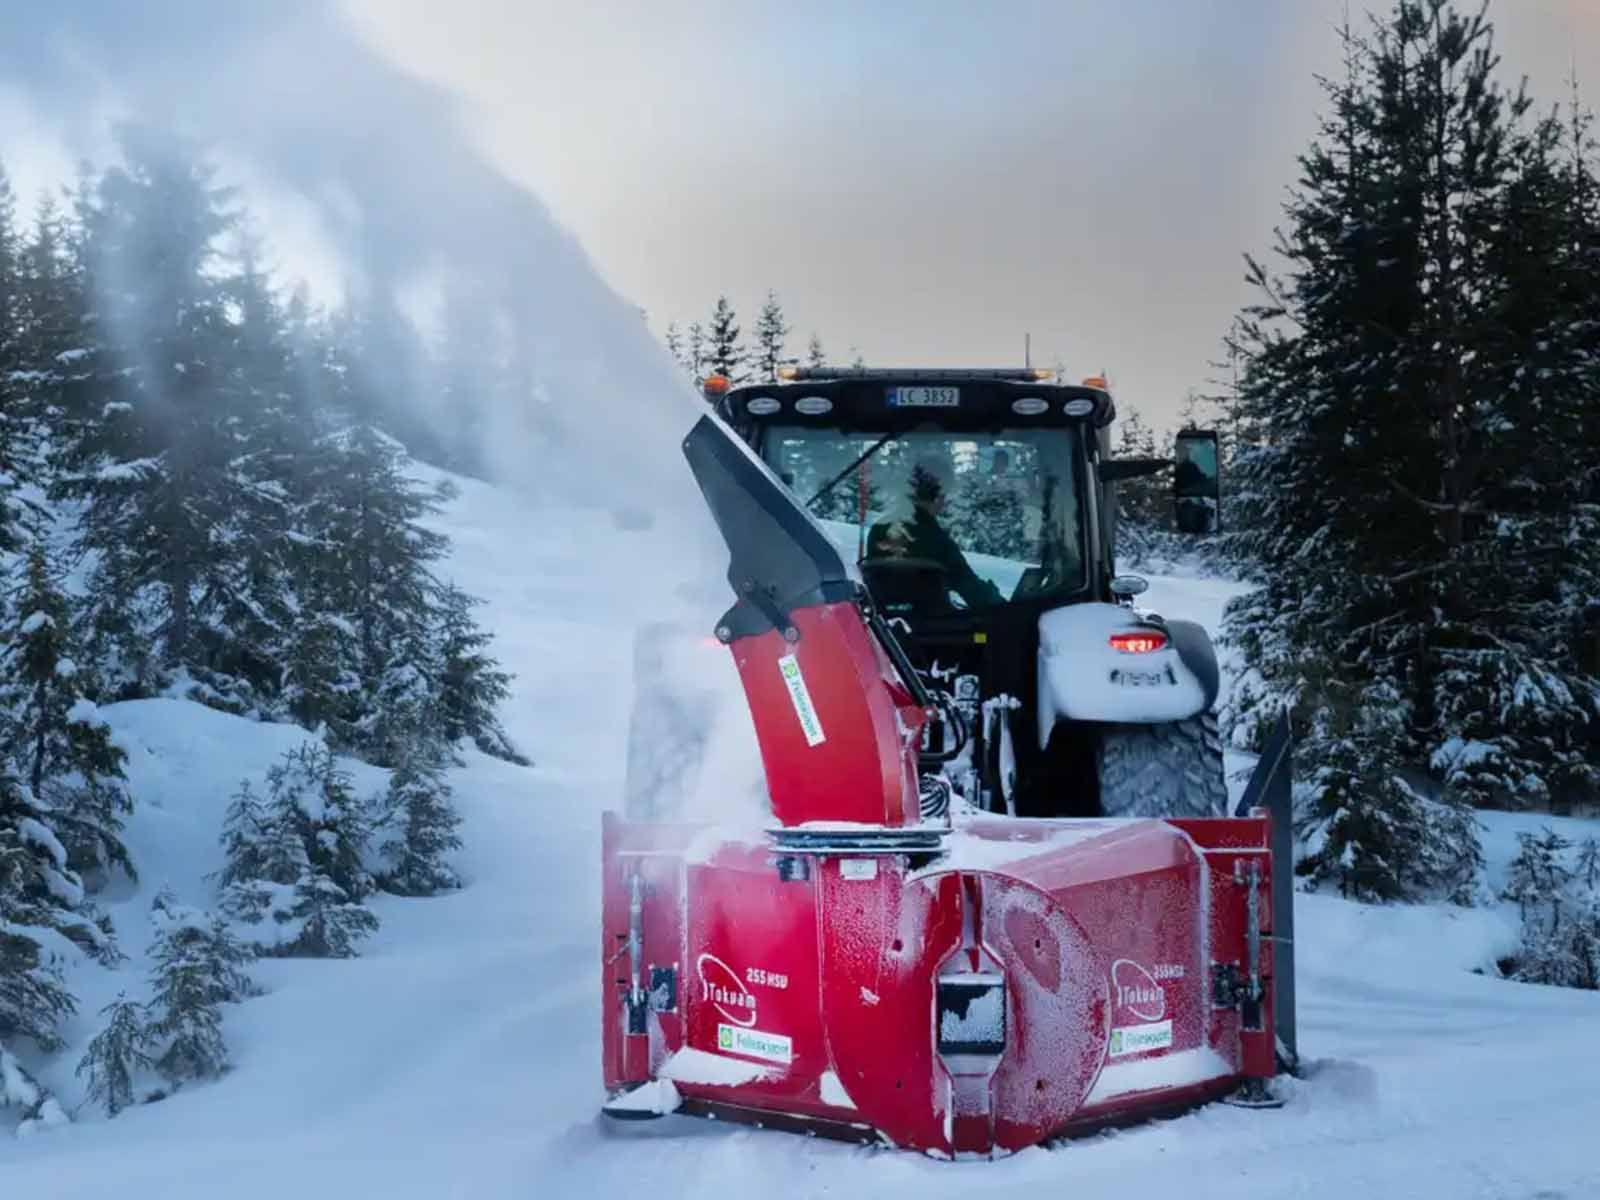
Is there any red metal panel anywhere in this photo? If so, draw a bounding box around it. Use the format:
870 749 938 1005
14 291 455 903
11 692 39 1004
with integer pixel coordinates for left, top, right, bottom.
677 841 828 1109
601 813 1276 1151
728 602 924 829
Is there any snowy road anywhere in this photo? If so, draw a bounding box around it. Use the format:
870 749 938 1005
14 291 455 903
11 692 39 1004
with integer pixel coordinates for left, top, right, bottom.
7 478 1598 1199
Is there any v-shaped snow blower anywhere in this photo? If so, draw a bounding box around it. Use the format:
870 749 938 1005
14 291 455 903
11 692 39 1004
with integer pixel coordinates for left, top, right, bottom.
601 393 1296 1158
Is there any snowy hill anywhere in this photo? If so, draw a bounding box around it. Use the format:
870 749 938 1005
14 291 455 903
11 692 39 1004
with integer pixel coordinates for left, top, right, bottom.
6 468 1599 1199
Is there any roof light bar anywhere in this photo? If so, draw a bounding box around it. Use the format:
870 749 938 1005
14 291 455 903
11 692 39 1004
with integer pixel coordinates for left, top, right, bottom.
775 366 1054 383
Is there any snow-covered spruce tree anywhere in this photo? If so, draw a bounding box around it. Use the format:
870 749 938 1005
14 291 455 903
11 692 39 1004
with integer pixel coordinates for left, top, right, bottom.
684 321 707 386
0 158 25 556
1222 2 1600 896
805 332 827 369
362 633 440 771
75 993 152 1117
277 349 365 741
217 743 379 958
0 160 61 565
275 743 373 904
704 295 745 382
0 1040 67 1134
1502 830 1599 989
0 754 120 1053
287 869 379 959
1 540 135 887
192 238 305 712
292 419 454 761
434 582 518 763
751 290 791 382
214 777 286 927
143 889 255 1087
48 126 289 706
1416 57 1600 814
377 749 462 897
4 194 82 546
662 321 685 373
1109 405 1165 568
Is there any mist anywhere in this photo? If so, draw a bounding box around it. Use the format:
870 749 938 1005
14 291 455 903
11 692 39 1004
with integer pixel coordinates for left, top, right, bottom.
0 0 720 556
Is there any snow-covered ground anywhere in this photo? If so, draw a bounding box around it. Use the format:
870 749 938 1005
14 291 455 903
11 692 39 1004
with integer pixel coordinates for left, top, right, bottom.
6 475 1599 1199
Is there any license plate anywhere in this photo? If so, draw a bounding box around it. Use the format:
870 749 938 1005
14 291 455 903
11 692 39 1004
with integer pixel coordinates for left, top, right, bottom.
888 386 960 408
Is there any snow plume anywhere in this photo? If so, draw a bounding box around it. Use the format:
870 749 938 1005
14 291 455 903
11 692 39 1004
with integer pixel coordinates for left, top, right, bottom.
2 3 764 816
0 0 714 538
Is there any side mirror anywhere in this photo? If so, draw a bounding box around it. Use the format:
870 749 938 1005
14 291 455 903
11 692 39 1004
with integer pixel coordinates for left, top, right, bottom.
1173 429 1220 535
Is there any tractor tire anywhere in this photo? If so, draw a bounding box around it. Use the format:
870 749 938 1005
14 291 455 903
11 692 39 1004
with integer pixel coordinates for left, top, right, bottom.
1097 711 1227 819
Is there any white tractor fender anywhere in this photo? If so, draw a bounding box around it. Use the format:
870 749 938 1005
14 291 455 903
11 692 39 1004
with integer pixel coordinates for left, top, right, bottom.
1035 603 1219 747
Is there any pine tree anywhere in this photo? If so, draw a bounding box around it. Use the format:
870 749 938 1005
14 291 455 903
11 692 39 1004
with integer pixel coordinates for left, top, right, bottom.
1221 2 1600 896
198 238 304 710
8 196 83 542
50 126 262 699
1 541 134 886
378 751 462 896
1502 829 1597 988
684 321 707 385
751 290 790 381
300 422 453 758
434 582 518 762
805 333 827 369
0 1040 67 1132
216 744 380 957
290 870 379 959
75 994 152 1116
261 743 372 902
1112 405 1164 534
663 321 685 372
0 159 33 556
144 890 254 1086
0 763 87 1049
705 295 744 382
216 779 272 899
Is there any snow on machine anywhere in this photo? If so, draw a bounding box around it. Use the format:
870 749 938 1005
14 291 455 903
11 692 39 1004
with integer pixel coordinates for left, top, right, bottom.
601 367 1297 1157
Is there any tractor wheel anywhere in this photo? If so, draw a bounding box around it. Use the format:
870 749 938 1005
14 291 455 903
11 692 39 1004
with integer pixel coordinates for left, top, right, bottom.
1097 711 1227 819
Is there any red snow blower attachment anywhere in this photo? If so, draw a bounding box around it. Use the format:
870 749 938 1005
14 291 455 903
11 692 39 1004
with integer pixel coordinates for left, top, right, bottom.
599 413 1298 1157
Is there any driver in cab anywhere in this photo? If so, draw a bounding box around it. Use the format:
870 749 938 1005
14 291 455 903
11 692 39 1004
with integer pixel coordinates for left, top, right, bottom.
864 459 1003 612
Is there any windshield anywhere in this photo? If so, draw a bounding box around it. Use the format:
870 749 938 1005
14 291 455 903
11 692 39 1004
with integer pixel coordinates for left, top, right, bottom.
761 426 1086 616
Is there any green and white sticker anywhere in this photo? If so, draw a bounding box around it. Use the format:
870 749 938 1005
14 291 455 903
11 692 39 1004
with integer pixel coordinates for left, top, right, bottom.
718 1023 793 1065
1108 1019 1173 1058
778 654 826 747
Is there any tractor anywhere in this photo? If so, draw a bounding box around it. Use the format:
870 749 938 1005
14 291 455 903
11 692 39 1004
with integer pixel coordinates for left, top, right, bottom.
599 367 1298 1157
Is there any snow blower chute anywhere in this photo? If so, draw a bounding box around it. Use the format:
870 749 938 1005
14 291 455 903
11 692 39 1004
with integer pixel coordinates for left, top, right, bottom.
601 402 1296 1158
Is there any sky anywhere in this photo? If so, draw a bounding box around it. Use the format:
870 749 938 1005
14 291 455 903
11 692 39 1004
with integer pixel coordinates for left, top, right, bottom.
343 0 1600 432
1 1 1596 439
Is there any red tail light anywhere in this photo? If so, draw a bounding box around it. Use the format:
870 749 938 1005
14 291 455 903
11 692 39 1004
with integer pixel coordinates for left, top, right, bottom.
1109 630 1168 654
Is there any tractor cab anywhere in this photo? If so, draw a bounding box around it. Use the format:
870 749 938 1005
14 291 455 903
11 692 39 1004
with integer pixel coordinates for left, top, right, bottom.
703 366 1223 820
